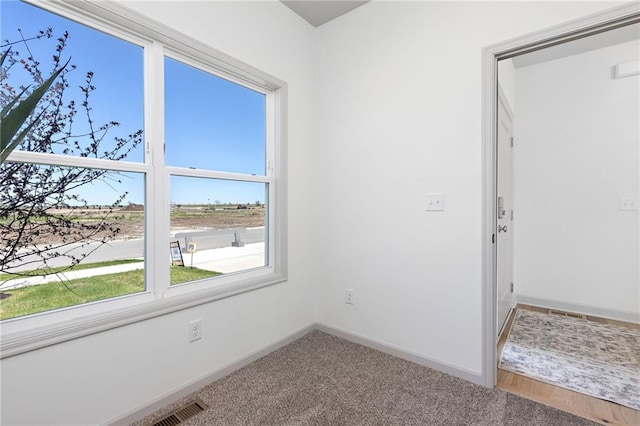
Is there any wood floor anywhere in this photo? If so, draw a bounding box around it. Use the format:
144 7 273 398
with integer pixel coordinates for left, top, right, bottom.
496 304 640 426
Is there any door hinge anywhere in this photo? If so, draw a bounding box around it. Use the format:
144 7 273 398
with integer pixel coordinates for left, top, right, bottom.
492 234 495 244
510 210 514 220
510 282 514 293
510 137 514 147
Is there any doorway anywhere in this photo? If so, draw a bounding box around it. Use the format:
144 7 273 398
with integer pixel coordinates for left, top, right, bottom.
483 4 640 423
482 0 640 393
488 14 639 421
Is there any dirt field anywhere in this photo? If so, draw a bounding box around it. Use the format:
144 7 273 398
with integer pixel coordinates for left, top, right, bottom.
170 206 265 233
4 205 265 246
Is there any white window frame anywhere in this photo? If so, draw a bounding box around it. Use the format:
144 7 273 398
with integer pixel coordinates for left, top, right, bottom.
0 0 287 358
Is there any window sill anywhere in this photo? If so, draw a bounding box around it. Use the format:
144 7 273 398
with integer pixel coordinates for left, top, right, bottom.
0 271 286 359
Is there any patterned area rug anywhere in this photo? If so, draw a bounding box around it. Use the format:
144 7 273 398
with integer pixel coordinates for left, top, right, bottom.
499 309 640 410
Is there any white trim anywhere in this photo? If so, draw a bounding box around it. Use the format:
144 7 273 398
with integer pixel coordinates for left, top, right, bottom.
271 84 287 277
315 323 483 386
516 296 640 324
101 323 315 426
166 167 271 183
0 271 287 358
163 48 273 97
482 2 640 388
25 0 154 50
102 322 484 425
1 0 288 358
481 30 499 389
5 151 149 173
148 39 165 300
164 266 274 297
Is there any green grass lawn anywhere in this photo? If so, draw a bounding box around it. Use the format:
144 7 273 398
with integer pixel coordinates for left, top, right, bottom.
0 259 142 280
0 266 222 320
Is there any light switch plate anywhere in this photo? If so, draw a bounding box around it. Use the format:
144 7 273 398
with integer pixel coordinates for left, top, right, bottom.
426 193 444 211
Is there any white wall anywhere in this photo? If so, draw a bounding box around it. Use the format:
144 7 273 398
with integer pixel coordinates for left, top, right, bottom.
0 1 629 424
0 2 321 425
314 1 621 376
513 39 639 320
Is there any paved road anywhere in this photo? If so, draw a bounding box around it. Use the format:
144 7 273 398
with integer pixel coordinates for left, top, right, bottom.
6 227 265 272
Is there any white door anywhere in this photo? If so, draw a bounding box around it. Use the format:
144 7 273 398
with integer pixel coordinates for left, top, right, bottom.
497 91 516 337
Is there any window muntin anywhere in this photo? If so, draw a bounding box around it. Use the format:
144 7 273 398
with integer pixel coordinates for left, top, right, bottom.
164 56 266 175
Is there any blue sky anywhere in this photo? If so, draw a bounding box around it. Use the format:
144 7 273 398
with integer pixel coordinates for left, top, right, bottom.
1 0 267 206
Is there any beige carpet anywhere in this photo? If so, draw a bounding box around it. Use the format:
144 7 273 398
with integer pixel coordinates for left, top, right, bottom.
133 331 596 425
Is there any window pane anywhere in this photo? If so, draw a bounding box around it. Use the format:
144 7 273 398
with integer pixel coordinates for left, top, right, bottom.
164 57 266 175
170 176 267 285
0 164 146 320
0 1 145 162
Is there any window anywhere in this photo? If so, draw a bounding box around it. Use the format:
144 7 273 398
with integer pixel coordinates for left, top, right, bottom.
0 1 147 321
164 57 269 285
0 0 286 357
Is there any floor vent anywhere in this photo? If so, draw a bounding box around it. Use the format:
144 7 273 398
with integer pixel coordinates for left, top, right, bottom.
548 309 587 320
150 399 208 426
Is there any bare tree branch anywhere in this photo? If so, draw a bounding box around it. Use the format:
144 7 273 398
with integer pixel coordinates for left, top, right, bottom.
0 29 143 286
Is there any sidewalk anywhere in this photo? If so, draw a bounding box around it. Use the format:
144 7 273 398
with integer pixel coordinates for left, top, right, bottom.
0 242 265 290
0 262 144 290
181 242 265 273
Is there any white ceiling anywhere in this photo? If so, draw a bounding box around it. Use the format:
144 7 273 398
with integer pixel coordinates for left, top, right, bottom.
281 1 370 27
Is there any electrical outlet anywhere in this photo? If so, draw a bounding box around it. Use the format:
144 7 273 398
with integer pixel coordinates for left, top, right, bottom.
620 198 638 211
345 288 355 305
189 319 202 342
426 193 444 211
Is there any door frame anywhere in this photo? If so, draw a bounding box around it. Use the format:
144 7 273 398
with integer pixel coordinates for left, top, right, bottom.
481 2 640 388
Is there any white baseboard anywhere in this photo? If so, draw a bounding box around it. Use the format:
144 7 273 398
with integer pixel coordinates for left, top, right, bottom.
105 322 485 425
102 323 316 426
314 322 484 386
516 296 640 324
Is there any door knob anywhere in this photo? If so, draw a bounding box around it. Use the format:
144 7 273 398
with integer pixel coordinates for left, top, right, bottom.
498 225 508 233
